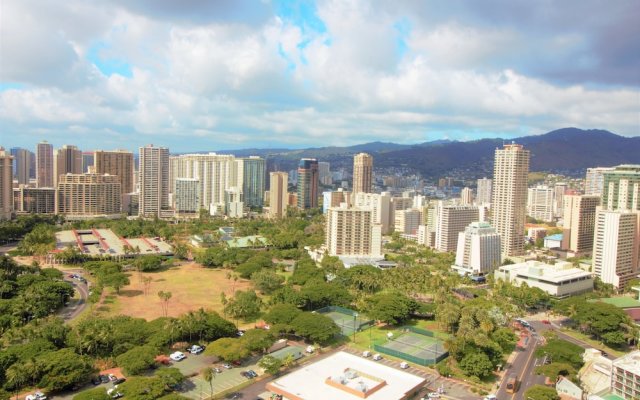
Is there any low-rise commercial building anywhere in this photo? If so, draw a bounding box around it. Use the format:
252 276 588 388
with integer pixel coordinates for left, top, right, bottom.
494 260 593 298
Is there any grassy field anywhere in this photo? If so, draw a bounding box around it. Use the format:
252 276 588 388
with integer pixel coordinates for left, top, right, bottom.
97 263 253 320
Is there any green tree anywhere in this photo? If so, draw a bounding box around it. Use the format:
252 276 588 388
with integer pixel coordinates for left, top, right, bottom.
535 362 577 381
258 355 283 375
224 290 262 321
458 351 494 378
491 327 519 353
535 339 584 369
523 385 560 400
290 312 340 344
36 348 95 391
251 270 285 294
154 367 185 390
365 292 415 324
204 338 250 362
116 345 157 375
201 367 216 398
241 329 275 353
263 304 301 325
73 387 111 400
118 376 167 400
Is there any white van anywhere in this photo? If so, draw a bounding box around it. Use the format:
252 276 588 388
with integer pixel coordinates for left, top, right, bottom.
372 354 382 361
400 362 409 369
306 345 315 354
362 350 371 358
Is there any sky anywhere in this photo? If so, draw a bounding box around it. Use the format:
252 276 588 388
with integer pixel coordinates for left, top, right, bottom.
1 0 639 152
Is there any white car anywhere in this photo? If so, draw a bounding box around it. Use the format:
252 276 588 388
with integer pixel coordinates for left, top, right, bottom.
170 351 186 361
427 393 441 399
372 354 382 361
26 393 47 400
400 362 409 369
188 345 204 354
484 395 497 400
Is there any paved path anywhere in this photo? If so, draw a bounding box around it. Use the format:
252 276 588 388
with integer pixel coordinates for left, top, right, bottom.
58 269 90 322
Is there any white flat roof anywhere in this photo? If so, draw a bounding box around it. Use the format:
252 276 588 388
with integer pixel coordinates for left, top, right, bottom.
499 261 592 284
613 350 640 375
267 351 425 400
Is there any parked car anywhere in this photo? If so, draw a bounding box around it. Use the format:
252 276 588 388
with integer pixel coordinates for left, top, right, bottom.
113 378 126 385
306 345 315 354
232 360 242 366
483 395 497 400
188 345 204 354
223 363 232 369
240 371 250 378
247 370 258 378
214 367 222 373
362 350 371 357
25 392 47 400
372 354 382 361
427 393 441 399
99 375 110 383
236 330 245 337
107 388 123 399
91 376 102 385
400 362 409 369
108 374 118 381
170 351 186 361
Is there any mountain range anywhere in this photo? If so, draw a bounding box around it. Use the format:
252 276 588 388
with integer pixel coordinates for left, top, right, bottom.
220 128 640 179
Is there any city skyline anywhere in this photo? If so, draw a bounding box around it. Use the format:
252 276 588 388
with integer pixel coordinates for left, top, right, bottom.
1 0 639 151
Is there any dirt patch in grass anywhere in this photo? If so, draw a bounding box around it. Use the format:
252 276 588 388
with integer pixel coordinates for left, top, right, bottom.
101 263 253 320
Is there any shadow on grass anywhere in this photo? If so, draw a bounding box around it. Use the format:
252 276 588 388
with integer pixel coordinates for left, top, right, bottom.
119 289 143 297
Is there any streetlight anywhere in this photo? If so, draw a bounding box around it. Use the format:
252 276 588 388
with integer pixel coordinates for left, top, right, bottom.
353 312 358 343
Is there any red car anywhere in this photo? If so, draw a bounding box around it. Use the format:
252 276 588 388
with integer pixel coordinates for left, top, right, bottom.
542 320 550 325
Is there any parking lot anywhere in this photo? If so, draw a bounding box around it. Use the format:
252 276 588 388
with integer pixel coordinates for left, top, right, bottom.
180 358 262 400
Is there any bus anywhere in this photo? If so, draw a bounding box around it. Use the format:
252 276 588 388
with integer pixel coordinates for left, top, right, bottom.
505 373 519 394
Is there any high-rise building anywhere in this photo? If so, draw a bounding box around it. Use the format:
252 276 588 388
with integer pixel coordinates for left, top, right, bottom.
0 148 13 220
36 141 54 188
592 209 640 289
54 145 82 186
13 187 56 214
224 187 244 218
170 153 236 212
394 209 422 235
174 178 200 214
94 150 135 199
460 187 474 205
527 185 555 222
56 174 122 219
585 167 615 196
476 178 492 205
322 189 351 214
452 222 501 276
435 205 480 253
562 195 600 254
297 158 319 209
492 144 530 257
236 156 265 208
139 145 170 218
602 165 640 212
318 161 332 186
269 172 288 218
11 148 33 185
554 183 568 218
353 192 392 234
352 153 373 194
82 152 94 173
326 204 382 257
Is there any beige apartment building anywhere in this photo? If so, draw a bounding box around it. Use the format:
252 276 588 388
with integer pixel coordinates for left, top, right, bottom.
269 172 289 218
352 153 373 193
435 205 479 253
94 150 135 195
139 145 170 218
54 145 82 186
56 174 122 219
326 204 382 257
492 143 530 257
36 141 54 188
14 187 56 214
562 195 600 254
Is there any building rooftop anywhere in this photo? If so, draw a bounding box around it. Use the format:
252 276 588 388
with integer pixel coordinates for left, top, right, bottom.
266 351 425 400
546 233 563 241
499 260 592 284
613 351 640 375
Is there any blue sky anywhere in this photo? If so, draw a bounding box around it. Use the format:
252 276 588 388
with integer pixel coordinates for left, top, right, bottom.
1 0 638 153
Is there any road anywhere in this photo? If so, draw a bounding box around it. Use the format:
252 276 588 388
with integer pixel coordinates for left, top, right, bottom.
58 269 90 322
494 333 545 400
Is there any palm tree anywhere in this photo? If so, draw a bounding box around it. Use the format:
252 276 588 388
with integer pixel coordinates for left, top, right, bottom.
158 291 173 317
202 367 216 398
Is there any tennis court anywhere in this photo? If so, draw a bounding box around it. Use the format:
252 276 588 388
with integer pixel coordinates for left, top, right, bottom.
374 327 448 366
315 306 373 336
